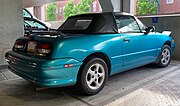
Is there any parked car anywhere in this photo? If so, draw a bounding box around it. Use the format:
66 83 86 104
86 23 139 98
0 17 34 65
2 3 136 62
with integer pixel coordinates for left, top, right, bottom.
5 12 175 95
23 9 52 28
24 17 55 36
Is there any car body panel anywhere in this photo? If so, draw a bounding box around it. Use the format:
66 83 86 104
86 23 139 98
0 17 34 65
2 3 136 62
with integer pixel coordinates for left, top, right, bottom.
50 34 124 75
6 51 82 87
121 33 158 70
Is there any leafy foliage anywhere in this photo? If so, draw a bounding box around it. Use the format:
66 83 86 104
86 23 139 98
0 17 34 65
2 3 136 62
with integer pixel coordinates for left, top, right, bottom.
64 0 92 19
46 2 58 21
136 0 158 15
63 0 74 19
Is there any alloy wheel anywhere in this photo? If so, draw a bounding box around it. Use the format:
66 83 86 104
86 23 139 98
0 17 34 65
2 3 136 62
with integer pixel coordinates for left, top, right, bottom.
86 63 105 90
161 48 170 65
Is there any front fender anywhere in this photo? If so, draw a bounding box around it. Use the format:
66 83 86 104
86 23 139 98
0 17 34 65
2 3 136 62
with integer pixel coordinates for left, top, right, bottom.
156 33 175 53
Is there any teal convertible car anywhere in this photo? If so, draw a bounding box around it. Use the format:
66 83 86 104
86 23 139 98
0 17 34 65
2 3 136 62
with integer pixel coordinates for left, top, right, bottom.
5 12 175 95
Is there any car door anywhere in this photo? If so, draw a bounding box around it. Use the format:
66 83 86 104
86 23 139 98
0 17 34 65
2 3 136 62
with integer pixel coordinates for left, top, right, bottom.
116 16 158 70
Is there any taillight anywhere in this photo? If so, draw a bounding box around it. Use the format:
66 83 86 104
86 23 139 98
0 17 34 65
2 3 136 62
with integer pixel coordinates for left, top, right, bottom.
14 41 25 51
36 43 51 56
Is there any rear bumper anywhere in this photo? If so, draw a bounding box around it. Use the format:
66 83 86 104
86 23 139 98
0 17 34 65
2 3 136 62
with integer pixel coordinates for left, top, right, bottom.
5 51 82 87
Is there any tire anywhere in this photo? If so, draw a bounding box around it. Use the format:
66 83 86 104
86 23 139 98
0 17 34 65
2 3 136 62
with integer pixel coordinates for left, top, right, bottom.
156 45 172 68
77 57 108 95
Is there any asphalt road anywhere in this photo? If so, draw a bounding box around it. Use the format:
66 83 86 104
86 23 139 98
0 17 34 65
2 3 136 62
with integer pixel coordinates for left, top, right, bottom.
0 61 180 106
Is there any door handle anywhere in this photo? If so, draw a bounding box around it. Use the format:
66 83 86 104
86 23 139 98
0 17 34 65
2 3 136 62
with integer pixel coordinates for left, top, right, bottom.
123 38 130 42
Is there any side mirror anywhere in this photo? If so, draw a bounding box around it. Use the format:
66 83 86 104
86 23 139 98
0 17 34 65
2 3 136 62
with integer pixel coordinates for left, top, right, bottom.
145 26 155 34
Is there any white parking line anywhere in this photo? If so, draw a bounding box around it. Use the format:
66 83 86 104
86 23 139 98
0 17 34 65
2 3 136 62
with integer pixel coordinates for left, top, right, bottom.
0 77 22 83
105 68 180 106
105 88 144 106
0 72 7 80
93 65 180 105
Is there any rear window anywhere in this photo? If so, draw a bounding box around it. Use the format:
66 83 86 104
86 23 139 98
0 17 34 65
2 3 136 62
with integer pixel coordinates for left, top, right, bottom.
60 17 93 30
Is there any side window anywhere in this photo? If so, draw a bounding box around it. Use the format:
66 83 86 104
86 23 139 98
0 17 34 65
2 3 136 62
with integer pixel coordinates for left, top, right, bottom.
115 16 141 33
135 17 146 32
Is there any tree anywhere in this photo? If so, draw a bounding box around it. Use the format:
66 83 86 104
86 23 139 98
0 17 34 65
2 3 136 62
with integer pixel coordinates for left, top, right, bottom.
46 2 58 21
63 0 75 19
64 0 92 19
136 0 158 15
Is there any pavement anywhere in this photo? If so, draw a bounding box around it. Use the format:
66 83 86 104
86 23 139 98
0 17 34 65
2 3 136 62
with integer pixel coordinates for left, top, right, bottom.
0 61 180 106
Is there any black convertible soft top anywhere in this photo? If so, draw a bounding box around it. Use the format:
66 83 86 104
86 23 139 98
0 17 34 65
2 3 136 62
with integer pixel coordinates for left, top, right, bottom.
58 12 131 34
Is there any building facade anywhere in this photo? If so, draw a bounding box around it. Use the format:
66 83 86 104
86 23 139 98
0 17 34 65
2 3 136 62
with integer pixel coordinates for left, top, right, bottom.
45 0 102 21
160 0 180 14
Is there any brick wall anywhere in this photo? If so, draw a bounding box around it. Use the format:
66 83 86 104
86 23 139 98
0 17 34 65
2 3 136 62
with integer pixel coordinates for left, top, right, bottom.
160 0 180 14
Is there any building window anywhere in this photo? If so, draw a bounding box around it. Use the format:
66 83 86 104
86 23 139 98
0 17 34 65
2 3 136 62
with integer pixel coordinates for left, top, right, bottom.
93 2 97 12
99 5 102 12
55 7 59 14
58 7 62 15
166 0 174 4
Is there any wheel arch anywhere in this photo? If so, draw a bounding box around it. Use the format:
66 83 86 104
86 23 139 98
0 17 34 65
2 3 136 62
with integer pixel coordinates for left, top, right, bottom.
79 52 111 76
164 40 171 47
155 40 172 64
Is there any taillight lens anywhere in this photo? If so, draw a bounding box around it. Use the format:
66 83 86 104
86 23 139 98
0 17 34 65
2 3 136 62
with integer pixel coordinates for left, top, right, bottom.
36 43 51 56
14 41 25 51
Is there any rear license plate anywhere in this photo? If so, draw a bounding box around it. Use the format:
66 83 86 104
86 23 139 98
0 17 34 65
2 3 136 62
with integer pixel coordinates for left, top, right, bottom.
27 41 37 52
